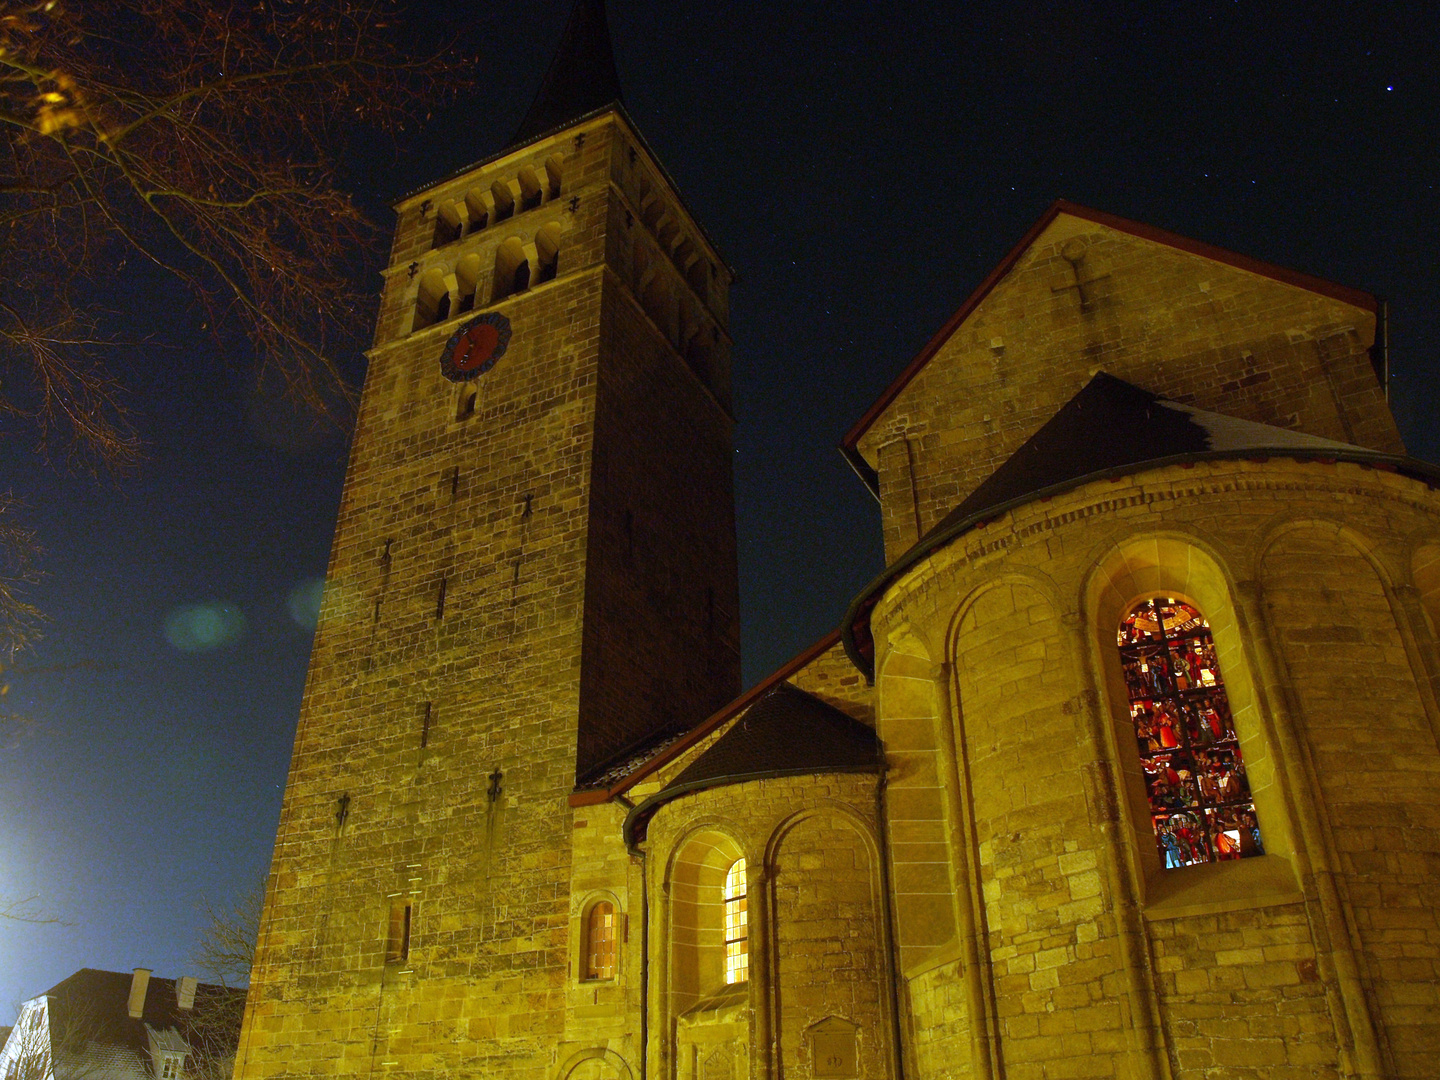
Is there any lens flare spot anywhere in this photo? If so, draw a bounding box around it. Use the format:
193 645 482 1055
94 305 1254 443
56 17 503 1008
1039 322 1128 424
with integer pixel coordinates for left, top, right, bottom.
287 578 326 630
164 602 246 653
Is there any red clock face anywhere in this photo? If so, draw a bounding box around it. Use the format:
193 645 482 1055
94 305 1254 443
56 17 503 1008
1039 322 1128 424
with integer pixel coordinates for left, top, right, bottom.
441 313 511 382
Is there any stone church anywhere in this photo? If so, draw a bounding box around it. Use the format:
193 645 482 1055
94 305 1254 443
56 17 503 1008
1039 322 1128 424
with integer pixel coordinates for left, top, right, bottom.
232 3 1440 1079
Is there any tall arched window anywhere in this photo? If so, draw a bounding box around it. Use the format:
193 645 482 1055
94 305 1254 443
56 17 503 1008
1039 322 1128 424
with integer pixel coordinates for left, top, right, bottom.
723 858 748 984
585 901 617 980
1119 597 1264 868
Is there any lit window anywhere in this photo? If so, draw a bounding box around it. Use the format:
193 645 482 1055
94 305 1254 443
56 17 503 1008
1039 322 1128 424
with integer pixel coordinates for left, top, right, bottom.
1119 597 1265 868
723 858 748 984
586 901 617 980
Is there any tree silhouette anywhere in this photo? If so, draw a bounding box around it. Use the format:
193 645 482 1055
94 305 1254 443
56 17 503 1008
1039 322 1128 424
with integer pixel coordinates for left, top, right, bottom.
0 0 454 648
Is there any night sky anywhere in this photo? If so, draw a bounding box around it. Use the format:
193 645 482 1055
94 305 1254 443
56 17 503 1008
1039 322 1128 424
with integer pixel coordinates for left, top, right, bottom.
1 0 1436 1019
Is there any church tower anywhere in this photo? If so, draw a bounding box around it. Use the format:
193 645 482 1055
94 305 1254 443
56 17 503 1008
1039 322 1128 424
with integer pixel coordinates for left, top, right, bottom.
234 2 739 1075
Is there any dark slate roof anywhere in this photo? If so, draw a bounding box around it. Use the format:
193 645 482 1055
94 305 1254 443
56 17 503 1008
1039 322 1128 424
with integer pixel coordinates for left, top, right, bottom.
40 969 246 1076
622 683 882 848
664 682 881 791
506 0 623 151
930 372 1355 536
841 372 1440 680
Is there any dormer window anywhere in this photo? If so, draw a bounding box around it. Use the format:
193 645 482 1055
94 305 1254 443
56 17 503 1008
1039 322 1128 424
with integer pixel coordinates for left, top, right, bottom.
159 1052 184 1078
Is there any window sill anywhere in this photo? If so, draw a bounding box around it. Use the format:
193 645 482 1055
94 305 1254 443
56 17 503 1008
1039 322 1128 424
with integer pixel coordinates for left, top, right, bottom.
1141 853 1304 920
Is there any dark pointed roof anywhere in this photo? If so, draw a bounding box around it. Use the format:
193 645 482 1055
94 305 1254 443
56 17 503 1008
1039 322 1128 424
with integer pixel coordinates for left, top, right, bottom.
841 372 1440 679
621 682 882 848
665 682 881 791
507 0 623 150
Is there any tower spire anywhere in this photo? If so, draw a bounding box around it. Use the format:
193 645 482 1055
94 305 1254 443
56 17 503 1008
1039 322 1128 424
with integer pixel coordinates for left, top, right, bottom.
507 0 623 150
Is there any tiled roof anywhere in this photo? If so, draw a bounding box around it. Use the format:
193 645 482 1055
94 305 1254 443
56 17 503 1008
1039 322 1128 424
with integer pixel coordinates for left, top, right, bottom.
38 969 246 1079
578 729 689 790
621 683 882 848
662 682 881 793
569 630 845 807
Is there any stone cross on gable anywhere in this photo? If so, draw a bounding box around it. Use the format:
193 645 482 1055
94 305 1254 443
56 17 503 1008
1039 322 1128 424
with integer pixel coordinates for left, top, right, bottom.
1051 238 1111 313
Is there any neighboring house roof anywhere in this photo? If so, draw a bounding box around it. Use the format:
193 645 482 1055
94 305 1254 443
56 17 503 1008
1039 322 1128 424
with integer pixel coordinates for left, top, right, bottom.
839 199 1379 460
841 372 1440 679
506 0 624 150
20 969 246 1080
621 682 882 848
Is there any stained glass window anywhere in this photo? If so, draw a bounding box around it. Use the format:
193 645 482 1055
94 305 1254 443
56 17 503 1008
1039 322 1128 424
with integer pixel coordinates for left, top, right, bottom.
586 901 617 980
1118 597 1265 869
723 858 748 984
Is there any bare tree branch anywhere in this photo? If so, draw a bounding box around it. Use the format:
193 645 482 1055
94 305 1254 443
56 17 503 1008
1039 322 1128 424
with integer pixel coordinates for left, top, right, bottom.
0 0 459 649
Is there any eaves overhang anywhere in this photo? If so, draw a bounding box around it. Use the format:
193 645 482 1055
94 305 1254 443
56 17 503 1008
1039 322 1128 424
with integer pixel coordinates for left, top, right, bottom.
841 447 1440 682
621 759 883 854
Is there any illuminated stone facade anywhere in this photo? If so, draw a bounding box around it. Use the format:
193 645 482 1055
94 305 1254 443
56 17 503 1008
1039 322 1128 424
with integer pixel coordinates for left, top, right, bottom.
234 9 1440 1080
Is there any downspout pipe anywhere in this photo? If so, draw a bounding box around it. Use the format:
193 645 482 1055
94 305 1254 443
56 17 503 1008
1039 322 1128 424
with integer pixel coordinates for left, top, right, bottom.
874 762 908 1080
635 843 649 1080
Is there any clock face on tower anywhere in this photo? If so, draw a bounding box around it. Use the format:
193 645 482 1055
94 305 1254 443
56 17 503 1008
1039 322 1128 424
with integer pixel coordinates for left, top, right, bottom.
440 312 512 382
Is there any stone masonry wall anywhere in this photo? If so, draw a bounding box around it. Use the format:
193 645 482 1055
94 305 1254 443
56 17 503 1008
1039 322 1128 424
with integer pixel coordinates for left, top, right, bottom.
857 214 1399 562
789 641 876 728
577 270 741 779
1260 524 1440 1076
869 458 1440 1079
237 110 736 1080
646 774 895 1080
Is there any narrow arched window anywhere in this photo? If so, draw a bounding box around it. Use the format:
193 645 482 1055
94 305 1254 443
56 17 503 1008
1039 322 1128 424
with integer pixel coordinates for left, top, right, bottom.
536 223 561 284
1119 597 1265 869
492 238 527 303
545 154 564 200
432 202 462 249
491 179 515 222
585 901 617 980
518 166 543 211
414 268 450 331
455 253 481 314
723 858 748 984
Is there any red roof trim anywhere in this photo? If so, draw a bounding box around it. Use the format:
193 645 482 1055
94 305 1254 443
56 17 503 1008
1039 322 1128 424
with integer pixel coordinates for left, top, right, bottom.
840 199 1379 451
567 628 843 807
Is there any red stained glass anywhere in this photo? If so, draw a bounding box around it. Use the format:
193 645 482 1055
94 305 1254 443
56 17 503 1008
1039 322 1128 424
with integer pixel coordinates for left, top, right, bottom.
1118 598 1264 868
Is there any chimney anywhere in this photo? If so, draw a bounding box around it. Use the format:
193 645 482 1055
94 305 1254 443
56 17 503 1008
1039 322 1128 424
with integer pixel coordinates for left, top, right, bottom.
176 975 197 1011
127 968 151 1019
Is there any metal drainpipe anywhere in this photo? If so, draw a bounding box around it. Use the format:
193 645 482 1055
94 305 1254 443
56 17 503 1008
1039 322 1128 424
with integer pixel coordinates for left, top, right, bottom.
636 843 649 1080
875 763 907 1080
